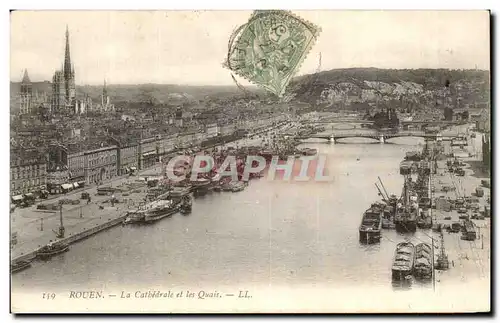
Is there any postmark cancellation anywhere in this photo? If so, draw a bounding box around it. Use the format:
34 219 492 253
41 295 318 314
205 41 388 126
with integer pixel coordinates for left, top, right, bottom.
225 10 321 97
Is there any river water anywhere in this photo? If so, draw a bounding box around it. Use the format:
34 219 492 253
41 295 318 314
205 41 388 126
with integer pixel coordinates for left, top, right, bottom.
11 134 489 312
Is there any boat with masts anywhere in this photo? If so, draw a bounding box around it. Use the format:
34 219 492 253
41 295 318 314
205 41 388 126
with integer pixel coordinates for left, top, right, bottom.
374 178 397 229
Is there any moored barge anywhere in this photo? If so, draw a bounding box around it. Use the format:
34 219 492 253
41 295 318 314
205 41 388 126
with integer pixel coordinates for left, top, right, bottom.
359 204 383 243
413 243 433 279
11 260 32 273
392 242 415 280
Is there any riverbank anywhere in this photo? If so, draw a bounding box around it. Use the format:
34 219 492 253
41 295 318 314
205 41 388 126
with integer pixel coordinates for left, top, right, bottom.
430 129 491 294
12 125 490 313
11 123 295 266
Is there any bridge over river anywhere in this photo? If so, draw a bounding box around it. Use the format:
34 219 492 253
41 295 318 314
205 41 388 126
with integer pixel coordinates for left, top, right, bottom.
288 129 458 143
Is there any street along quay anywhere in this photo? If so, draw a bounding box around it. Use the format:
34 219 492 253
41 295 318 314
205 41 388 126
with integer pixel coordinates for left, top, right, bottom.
10 124 292 268
10 165 162 264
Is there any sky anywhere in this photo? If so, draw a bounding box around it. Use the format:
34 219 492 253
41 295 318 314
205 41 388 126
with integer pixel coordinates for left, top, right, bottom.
10 10 490 85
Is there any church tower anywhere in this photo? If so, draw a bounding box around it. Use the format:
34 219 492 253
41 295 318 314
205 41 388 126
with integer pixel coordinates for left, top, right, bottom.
19 69 33 114
103 78 107 98
101 79 110 109
63 25 76 109
51 70 65 113
51 25 77 114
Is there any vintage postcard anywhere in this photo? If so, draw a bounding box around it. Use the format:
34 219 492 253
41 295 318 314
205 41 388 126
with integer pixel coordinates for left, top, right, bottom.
9 10 491 313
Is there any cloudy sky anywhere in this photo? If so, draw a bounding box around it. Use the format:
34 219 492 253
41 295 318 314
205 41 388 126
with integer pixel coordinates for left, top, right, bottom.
10 10 490 85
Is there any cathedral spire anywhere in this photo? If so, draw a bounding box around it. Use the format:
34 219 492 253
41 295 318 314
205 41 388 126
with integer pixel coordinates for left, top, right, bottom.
103 78 107 97
64 25 72 79
21 69 31 84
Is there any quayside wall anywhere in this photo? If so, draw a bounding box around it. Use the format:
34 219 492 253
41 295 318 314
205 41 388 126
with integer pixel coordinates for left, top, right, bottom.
12 214 128 263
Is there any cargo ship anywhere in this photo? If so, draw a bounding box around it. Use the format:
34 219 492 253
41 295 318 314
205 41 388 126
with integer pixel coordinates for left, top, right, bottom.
395 208 418 233
413 243 433 279
392 242 415 280
394 178 418 233
359 203 383 243
143 199 181 223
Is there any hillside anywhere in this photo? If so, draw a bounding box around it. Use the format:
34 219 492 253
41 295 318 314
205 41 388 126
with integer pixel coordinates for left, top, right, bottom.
10 68 490 113
288 68 490 109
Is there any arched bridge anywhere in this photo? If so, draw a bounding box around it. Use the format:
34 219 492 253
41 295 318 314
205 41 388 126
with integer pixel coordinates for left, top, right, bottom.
305 119 374 125
303 119 461 129
292 130 448 143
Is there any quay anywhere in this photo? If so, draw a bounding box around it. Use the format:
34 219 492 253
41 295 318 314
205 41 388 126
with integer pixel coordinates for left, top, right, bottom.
10 123 292 265
12 214 128 263
357 122 490 289
10 170 154 263
430 126 491 286
384 123 490 288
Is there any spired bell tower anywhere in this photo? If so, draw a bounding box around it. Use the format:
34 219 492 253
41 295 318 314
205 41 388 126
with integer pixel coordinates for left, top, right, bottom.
19 69 33 115
63 25 76 109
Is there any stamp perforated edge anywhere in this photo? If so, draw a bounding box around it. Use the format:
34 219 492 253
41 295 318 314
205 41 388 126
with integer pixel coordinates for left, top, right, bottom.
223 10 322 98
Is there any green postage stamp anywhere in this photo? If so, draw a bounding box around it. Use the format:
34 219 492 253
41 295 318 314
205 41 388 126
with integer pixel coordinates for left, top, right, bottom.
225 10 321 97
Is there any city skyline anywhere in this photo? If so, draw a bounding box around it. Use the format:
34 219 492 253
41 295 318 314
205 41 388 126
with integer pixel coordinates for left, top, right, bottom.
11 10 490 85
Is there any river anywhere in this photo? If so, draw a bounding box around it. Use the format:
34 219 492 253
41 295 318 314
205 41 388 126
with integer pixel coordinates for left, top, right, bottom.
11 134 489 312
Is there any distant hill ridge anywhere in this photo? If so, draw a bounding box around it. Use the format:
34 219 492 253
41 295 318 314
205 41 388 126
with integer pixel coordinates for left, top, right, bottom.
10 67 490 106
288 67 490 107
